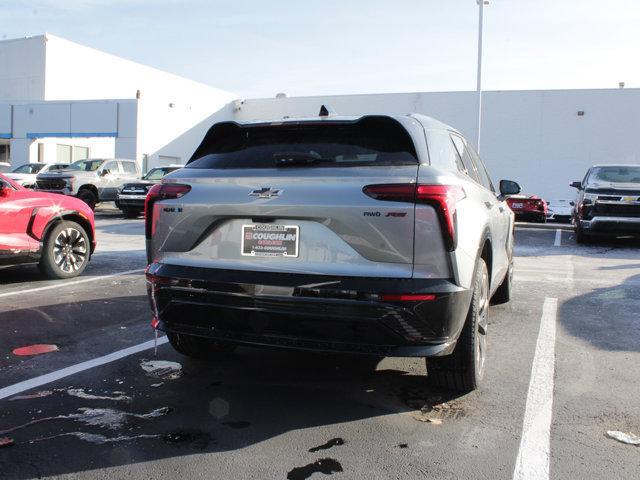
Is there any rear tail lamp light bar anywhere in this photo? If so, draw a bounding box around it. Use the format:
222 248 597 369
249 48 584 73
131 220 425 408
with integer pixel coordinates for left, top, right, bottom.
144 183 191 239
362 184 465 251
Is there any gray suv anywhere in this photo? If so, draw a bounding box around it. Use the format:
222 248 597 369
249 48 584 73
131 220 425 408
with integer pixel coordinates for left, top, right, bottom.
145 112 520 391
35 158 140 209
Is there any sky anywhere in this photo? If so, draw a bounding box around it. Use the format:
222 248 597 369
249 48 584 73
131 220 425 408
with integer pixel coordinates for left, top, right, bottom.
3 0 640 99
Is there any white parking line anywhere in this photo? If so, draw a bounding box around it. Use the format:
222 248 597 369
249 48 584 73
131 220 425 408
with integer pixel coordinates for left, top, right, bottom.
513 297 558 480
0 336 169 400
0 268 145 299
554 229 561 247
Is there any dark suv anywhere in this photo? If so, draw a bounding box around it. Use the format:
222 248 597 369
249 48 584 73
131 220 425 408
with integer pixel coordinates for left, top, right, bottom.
571 164 640 243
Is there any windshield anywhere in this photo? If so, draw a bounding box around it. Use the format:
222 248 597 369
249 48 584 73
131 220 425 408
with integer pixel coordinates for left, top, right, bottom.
588 166 640 184
12 163 44 174
69 159 105 172
143 167 178 180
187 117 418 169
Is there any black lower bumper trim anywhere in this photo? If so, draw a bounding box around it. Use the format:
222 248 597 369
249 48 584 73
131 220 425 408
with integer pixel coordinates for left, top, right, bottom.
148 263 472 357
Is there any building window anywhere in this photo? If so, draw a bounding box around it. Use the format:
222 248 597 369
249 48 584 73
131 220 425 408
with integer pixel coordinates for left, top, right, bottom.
73 146 89 161
0 145 9 162
57 144 72 163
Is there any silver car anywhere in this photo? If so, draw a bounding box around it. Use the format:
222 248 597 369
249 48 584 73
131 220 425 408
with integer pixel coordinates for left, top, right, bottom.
146 111 520 391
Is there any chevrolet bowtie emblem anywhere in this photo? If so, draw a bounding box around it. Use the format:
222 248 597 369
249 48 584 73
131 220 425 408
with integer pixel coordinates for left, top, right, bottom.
249 187 282 198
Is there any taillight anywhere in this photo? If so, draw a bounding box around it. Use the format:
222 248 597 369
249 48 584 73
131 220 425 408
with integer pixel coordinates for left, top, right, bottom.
144 183 191 239
363 183 465 251
362 184 416 202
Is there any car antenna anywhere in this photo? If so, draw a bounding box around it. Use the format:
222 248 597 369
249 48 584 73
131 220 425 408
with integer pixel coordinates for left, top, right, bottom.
319 105 336 117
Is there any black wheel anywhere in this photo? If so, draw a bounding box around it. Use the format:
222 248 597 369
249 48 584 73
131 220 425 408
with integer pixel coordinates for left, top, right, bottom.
38 220 90 279
122 208 142 219
492 259 513 305
167 332 236 360
575 226 591 244
77 189 98 210
427 257 489 392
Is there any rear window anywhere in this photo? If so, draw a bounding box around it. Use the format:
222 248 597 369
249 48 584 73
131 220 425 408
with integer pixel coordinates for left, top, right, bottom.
187 117 418 169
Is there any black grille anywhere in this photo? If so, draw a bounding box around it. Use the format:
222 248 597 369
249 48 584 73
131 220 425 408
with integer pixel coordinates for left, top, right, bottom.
36 179 67 190
594 203 640 217
586 188 640 196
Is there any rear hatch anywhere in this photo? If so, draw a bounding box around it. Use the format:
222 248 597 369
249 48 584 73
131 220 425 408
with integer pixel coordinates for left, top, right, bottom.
149 116 422 278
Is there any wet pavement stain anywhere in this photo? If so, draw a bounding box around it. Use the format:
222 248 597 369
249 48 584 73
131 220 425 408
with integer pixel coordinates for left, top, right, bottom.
8 391 53 401
287 458 343 480
308 437 345 452
222 421 251 429
31 431 160 445
140 359 183 380
161 429 212 450
0 406 172 435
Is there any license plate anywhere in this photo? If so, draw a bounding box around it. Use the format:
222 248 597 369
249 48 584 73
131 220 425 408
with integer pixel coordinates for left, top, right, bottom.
512 202 524 209
241 224 299 257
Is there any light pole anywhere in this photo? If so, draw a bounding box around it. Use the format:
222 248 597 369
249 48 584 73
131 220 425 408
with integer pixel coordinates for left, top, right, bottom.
476 0 488 153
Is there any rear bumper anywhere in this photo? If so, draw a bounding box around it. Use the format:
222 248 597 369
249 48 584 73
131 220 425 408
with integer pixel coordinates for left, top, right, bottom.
580 216 640 235
146 263 472 357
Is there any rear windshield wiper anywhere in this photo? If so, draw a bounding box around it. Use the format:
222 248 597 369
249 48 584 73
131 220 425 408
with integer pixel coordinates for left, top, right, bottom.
273 152 335 167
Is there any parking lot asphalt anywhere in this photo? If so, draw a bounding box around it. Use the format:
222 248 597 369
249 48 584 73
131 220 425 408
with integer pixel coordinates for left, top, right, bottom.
1 213 639 480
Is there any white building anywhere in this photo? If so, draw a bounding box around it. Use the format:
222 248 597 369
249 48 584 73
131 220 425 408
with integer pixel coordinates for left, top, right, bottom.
1 34 638 200
0 34 235 169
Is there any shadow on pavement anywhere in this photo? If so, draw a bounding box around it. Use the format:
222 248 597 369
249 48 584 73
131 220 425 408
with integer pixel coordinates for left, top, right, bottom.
559 273 640 352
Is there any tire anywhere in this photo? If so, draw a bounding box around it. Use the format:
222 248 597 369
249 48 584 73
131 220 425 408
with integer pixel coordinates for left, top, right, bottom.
77 189 98 210
123 208 142 219
38 220 90 279
492 259 513 305
427 257 489 392
575 226 592 244
167 332 236 360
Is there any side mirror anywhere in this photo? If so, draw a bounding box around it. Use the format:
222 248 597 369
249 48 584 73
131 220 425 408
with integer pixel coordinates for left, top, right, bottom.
570 201 575 206
570 181 582 189
100 169 110 177
499 179 521 196
0 185 8 197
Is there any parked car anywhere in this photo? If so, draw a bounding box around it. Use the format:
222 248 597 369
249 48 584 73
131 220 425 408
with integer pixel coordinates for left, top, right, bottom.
571 164 640 243
145 111 520 392
546 199 573 223
8 162 70 188
34 158 140 210
506 194 547 223
0 162 11 173
0 173 96 278
116 165 182 218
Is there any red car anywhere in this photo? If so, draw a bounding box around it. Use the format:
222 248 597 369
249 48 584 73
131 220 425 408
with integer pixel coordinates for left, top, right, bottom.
0 173 96 278
506 194 548 223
